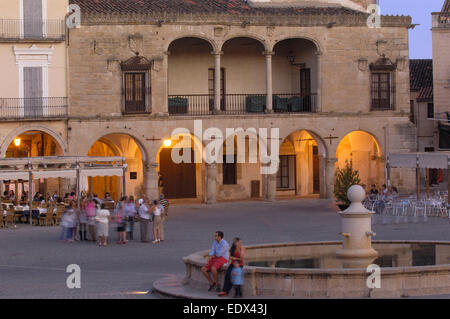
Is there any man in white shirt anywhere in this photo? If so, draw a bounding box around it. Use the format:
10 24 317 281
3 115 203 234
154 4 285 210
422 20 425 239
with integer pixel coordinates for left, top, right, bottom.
138 198 150 243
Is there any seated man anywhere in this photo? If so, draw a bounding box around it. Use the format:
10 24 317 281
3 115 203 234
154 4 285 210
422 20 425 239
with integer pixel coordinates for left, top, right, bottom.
201 231 229 292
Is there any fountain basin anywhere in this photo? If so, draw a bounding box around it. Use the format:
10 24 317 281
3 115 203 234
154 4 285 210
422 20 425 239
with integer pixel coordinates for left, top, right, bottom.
183 241 450 298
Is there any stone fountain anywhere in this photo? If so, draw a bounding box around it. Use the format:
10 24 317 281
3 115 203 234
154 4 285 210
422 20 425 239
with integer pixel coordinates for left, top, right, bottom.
154 185 450 298
336 185 378 268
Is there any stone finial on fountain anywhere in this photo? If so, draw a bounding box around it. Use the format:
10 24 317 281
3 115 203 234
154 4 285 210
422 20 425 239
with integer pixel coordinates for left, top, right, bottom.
336 185 378 262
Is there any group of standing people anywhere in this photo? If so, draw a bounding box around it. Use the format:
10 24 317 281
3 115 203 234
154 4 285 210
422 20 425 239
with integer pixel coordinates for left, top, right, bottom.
59 194 169 247
201 231 245 298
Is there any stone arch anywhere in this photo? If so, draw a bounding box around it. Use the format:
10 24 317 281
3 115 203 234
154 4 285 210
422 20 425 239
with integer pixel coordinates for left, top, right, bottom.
278 129 328 197
220 34 269 51
336 130 384 188
83 131 148 163
280 129 328 158
272 35 323 54
0 125 67 157
165 34 218 52
337 129 383 157
156 131 204 199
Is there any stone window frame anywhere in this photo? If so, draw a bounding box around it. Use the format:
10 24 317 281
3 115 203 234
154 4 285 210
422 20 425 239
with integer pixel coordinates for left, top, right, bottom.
120 55 152 114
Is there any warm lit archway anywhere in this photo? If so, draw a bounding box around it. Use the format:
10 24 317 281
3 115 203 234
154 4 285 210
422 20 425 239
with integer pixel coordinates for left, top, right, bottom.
336 131 383 188
278 130 326 197
87 133 143 201
3 130 64 202
156 133 203 200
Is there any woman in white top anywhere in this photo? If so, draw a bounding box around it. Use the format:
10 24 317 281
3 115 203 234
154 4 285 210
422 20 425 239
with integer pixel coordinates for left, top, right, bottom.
151 200 163 244
96 203 111 247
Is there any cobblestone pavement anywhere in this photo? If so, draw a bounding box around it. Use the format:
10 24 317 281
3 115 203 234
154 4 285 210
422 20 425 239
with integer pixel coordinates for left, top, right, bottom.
1 199 450 299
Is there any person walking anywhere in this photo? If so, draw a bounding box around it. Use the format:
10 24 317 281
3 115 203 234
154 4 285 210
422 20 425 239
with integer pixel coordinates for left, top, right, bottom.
201 231 229 292
85 197 97 241
159 194 169 241
218 237 246 297
96 203 110 247
64 201 77 242
138 198 150 243
123 196 137 240
79 197 88 241
151 200 163 244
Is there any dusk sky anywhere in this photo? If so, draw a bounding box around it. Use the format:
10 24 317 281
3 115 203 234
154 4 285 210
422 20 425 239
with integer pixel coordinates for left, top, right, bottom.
379 0 444 59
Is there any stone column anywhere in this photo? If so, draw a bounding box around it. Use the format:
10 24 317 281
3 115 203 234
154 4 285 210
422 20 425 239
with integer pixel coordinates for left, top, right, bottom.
161 51 170 115
315 50 322 113
205 163 217 204
325 157 337 199
264 51 274 113
212 51 223 113
143 161 159 201
262 162 278 202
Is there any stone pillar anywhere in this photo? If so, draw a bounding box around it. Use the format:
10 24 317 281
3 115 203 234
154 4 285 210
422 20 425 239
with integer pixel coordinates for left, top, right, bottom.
262 163 278 202
315 50 322 113
143 162 159 201
205 163 217 204
264 51 274 113
161 51 170 115
325 157 337 199
212 51 223 113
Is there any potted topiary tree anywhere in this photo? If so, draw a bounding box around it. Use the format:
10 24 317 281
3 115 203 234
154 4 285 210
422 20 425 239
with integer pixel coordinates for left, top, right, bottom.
334 159 361 211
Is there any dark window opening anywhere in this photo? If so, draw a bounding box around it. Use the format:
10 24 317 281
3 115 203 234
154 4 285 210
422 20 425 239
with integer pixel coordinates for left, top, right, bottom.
427 103 434 119
223 154 236 185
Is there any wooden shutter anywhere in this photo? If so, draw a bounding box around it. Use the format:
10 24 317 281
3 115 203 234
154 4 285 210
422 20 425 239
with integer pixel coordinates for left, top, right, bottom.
23 0 43 38
124 72 146 113
371 72 391 110
24 66 43 117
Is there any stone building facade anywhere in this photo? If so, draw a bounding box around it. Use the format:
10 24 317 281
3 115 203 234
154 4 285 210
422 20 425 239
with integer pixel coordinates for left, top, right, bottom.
432 0 450 150
1 0 417 202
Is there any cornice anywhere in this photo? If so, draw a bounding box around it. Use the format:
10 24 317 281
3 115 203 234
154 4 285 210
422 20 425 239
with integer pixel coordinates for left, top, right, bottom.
80 12 412 28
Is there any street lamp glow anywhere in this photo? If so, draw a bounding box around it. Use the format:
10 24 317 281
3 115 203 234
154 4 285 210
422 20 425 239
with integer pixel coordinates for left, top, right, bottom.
14 138 21 147
163 139 172 147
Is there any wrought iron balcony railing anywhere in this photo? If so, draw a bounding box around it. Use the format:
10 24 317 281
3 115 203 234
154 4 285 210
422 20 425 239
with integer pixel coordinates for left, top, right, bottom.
168 93 318 116
0 19 66 41
0 97 68 120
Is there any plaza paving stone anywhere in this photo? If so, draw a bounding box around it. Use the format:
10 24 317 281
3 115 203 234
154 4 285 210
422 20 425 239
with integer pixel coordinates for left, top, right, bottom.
1 199 450 299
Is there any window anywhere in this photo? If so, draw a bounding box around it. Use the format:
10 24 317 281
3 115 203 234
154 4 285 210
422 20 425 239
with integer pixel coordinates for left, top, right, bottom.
371 72 393 110
427 103 434 119
23 67 43 117
370 57 396 111
277 156 290 189
124 72 147 113
23 0 43 38
121 55 152 114
300 68 311 111
223 154 236 185
410 100 415 124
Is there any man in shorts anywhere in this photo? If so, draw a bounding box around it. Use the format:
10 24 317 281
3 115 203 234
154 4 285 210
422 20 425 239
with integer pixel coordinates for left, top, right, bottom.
201 231 229 292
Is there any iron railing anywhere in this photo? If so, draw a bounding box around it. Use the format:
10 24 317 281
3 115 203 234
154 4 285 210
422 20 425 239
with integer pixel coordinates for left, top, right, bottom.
168 93 318 116
0 19 66 41
0 97 68 120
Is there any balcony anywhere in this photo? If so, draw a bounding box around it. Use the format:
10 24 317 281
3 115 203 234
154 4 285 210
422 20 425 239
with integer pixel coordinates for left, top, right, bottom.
168 93 317 116
0 97 68 120
0 19 66 41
